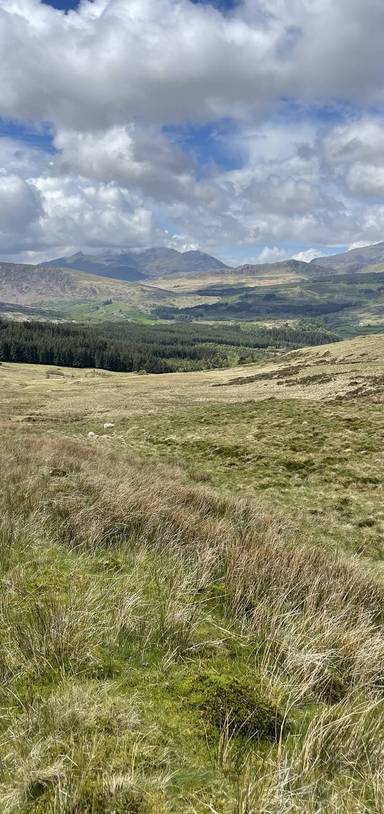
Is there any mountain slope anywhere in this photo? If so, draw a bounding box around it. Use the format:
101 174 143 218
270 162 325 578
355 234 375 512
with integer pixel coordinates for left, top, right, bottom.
312 241 384 273
0 262 176 315
40 248 230 281
150 259 339 295
235 259 337 280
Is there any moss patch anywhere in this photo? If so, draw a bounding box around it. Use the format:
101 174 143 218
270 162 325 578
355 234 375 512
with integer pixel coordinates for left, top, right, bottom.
188 671 285 741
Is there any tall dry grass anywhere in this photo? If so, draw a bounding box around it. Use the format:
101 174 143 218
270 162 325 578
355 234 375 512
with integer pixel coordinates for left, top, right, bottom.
1 430 384 812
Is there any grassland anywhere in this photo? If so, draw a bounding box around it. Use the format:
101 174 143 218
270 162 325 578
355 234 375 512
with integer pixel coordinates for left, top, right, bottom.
1 335 384 558
1 334 384 812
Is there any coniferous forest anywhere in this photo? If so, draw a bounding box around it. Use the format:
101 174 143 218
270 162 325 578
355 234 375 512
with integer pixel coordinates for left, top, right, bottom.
0 318 339 373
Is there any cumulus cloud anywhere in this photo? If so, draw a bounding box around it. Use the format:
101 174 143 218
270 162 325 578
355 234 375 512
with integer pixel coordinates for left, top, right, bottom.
346 163 384 198
0 151 156 258
294 248 325 263
0 0 282 129
256 246 291 263
348 240 377 251
33 175 155 251
0 137 49 178
54 125 204 203
325 119 384 165
1 0 384 131
0 174 42 252
323 117 384 200
0 0 384 259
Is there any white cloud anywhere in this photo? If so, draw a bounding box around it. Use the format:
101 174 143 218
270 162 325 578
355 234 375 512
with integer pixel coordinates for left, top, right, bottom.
0 136 49 177
1 0 384 133
54 125 201 203
256 246 291 263
294 248 323 263
0 1 384 259
346 163 384 198
325 119 384 165
348 240 377 251
0 170 155 258
0 174 42 252
324 117 384 199
33 175 154 251
0 0 282 129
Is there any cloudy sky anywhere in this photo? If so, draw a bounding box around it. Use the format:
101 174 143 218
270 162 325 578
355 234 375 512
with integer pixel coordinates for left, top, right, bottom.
0 0 384 265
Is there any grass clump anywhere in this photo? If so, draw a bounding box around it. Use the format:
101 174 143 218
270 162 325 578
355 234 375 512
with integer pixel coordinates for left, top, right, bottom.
189 671 285 741
0 682 158 814
69 778 145 814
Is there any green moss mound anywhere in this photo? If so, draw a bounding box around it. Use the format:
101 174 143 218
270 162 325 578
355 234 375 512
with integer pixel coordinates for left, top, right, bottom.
190 672 285 741
26 776 146 814
72 779 144 814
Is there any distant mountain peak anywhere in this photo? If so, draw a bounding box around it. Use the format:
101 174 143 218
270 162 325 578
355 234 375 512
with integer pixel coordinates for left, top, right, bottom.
311 241 384 273
38 246 230 283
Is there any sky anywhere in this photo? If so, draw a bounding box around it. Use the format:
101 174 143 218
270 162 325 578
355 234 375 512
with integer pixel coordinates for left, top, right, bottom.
0 1 384 265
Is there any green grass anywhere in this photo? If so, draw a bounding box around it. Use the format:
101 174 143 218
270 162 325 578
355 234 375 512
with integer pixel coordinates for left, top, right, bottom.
2 337 384 812
0 438 293 812
64 396 384 560
2 431 384 812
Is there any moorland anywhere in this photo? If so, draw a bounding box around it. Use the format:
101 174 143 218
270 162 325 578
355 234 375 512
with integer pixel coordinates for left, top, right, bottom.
1 328 384 812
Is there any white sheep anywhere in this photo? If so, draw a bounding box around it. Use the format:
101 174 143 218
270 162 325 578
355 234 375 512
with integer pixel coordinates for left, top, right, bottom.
88 431 96 438
103 422 114 430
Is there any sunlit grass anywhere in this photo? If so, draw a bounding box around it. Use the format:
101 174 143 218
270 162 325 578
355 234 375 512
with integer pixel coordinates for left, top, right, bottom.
1 427 384 811
1 335 384 811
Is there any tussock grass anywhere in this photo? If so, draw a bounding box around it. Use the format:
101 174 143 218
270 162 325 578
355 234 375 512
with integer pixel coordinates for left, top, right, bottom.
1 431 384 811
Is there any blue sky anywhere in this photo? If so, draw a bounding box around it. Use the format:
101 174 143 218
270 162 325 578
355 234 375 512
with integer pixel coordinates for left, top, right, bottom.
0 118 55 152
42 0 79 9
0 0 383 264
42 0 238 10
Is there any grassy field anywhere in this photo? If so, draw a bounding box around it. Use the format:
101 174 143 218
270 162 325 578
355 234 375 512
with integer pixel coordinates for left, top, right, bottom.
2 333 383 559
1 334 384 812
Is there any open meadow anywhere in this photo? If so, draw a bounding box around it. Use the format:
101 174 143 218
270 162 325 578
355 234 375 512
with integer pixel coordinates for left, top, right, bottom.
1 334 384 812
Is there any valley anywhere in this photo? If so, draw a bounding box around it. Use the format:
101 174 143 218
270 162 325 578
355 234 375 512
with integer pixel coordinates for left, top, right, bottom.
2 243 384 336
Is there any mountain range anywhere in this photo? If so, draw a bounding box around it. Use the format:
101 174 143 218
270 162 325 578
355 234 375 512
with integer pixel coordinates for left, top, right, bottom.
39 248 229 282
39 242 384 285
1 241 384 331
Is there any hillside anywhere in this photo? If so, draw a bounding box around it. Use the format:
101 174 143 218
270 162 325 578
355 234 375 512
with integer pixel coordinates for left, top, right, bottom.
0 319 338 373
150 258 336 294
0 262 186 319
3 249 384 335
155 268 384 330
1 334 384 812
235 258 337 280
0 261 234 321
40 247 230 281
312 241 384 273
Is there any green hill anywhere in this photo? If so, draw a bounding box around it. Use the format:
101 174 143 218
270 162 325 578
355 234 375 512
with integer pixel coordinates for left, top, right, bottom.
0 261 179 319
